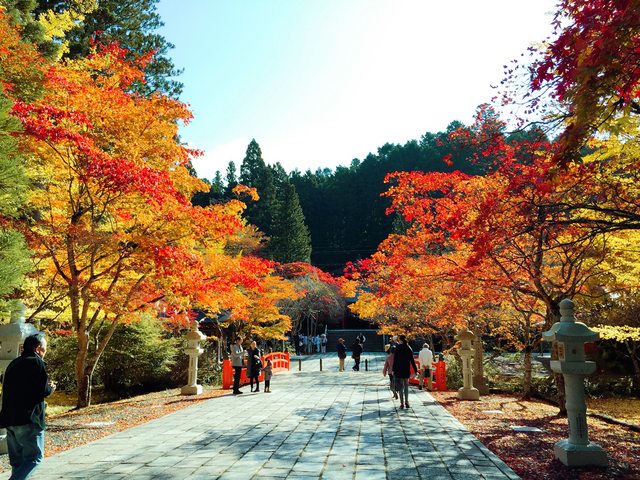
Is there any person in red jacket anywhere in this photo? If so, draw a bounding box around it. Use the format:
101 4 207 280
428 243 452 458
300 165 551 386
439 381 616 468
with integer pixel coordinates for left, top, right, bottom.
0 333 55 480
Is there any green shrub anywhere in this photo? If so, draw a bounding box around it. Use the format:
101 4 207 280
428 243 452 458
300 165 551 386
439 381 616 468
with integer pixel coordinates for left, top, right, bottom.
584 375 635 397
531 374 556 399
44 317 230 398
444 354 463 389
97 315 179 395
45 334 78 392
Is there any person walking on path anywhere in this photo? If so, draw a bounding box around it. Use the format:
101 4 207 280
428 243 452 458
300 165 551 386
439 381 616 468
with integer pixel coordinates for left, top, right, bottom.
418 343 434 391
246 340 262 392
392 335 418 409
382 344 398 399
263 358 273 393
336 338 347 371
321 334 327 353
389 335 398 353
351 339 363 371
230 337 245 395
0 333 55 480
293 333 300 355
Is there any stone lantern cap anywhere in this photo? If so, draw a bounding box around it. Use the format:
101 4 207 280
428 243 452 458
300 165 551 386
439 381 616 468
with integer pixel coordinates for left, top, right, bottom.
0 302 40 363
542 299 599 343
456 329 475 342
185 324 206 342
456 329 475 353
0 321 38 340
0 302 38 342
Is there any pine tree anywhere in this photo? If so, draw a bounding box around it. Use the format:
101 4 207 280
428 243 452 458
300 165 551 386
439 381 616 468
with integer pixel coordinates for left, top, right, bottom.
211 170 224 197
1 0 63 60
239 139 277 236
225 161 237 196
269 182 312 263
0 91 31 300
34 0 183 97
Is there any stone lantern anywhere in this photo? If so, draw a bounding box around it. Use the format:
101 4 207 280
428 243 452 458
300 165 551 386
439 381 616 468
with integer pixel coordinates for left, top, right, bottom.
181 321 206 395
0 302 40 453
541 298 607 467
456 329 479 400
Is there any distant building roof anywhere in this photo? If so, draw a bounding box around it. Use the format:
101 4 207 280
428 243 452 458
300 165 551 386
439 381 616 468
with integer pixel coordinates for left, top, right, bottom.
197 309 232 324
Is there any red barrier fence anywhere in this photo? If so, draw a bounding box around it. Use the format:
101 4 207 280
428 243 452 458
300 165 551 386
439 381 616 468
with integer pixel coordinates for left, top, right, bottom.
409 358 447 391
222 351 290 390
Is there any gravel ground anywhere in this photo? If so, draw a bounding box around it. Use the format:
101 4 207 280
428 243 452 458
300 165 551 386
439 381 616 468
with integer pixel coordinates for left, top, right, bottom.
431 391 640 480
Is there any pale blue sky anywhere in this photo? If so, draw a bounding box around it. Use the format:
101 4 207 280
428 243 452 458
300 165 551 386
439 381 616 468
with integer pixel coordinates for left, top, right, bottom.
157 0 557 180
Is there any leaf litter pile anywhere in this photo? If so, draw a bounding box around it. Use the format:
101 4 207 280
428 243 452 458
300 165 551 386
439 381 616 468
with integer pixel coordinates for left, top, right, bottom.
431 391 640 480
0 387 226 473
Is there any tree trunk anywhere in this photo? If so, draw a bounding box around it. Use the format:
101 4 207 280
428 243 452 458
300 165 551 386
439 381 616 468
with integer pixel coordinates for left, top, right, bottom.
77 369 92 408
75 328 91 408
522 348 532 400
75 317 120 408
626 340 640 398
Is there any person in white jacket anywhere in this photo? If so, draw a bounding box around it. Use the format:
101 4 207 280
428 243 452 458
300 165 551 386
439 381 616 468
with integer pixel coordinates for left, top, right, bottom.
418 343 433 391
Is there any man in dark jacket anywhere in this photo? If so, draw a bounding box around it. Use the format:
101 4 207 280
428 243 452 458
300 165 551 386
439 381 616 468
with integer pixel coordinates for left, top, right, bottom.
0 333 55 480
351 340 363 371
392 335 418 409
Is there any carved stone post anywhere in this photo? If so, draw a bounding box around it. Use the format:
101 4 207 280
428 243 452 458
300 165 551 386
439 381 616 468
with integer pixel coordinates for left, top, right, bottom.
181 322 206 395
457 329 480 400
541 299 607 467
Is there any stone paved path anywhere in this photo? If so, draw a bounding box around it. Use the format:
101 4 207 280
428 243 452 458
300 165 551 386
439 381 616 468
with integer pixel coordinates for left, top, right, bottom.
5 353 519 479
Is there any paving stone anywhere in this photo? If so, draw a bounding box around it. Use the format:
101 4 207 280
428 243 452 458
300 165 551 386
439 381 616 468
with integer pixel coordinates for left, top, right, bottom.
101 463 144 474
355 470 386 480
121 465 170 477
387 467 421 479
291 461 326 474
259 467 292 477
451 473 486 480
172 456 214 469
153 467 198 480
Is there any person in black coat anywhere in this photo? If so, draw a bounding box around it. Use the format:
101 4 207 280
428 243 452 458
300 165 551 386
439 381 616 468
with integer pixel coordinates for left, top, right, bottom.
351 340 363 371
293 333 301 356
392 334 418 409
0 333 55 480
246 340 262 392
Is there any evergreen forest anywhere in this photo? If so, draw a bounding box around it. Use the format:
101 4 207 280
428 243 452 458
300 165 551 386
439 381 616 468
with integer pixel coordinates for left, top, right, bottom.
194 117 541 273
